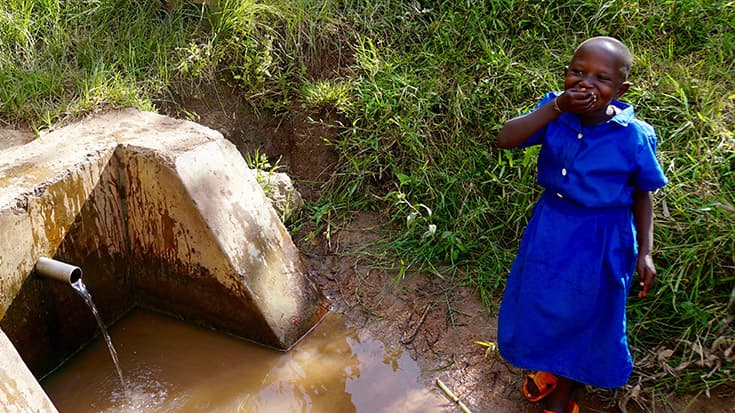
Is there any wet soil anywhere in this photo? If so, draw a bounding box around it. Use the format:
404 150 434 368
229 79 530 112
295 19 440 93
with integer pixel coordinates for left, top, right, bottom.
159 81 735 412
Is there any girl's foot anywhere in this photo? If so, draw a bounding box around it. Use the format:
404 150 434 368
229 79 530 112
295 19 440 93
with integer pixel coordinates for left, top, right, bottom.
522 371 558 402
543 399 579 413
542 376 577 412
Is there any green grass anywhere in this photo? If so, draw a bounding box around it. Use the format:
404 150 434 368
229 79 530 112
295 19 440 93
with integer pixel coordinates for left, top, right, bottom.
0 0 195 129
1 0 733 406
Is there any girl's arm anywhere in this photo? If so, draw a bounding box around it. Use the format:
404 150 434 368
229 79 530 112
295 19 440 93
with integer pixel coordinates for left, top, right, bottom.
496 97 562 149
633 190 656 298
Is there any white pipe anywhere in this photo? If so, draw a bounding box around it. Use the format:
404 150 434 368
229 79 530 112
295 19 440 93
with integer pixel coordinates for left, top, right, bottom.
35 257 82 285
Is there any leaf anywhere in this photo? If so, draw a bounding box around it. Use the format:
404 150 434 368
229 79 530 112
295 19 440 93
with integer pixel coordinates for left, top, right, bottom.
396 172 411 186
407 212 417 227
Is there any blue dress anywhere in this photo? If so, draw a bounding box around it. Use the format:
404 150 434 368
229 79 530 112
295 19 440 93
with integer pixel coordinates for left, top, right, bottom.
497 92 668 388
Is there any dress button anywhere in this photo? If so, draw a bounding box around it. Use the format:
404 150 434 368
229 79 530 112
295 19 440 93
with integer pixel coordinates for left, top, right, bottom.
561 168 567 176
556 192 564 199
577 133 583 139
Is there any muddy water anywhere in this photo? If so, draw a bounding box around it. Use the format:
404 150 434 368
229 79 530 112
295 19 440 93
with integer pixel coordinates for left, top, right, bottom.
42 310 449 412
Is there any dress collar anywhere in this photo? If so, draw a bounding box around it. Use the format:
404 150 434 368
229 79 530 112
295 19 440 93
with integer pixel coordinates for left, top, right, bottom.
609 100 634 126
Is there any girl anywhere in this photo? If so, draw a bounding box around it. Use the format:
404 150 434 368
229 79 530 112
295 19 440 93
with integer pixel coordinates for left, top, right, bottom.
496 37 668 413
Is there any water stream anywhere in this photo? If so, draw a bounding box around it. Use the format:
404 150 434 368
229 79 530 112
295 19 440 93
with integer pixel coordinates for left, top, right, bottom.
70 278 131 404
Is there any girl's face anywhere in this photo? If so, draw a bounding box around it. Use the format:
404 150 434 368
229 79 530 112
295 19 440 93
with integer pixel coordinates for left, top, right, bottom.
564 44 629 121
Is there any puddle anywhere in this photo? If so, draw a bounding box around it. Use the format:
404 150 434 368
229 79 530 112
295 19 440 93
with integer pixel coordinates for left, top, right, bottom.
42 310 449 412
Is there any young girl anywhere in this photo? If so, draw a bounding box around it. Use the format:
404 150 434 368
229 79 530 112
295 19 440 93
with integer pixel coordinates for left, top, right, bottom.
496 37 668 413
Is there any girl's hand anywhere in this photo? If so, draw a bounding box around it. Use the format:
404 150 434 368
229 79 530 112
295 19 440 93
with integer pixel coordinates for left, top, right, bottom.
636 252 656 298
556 87 597 113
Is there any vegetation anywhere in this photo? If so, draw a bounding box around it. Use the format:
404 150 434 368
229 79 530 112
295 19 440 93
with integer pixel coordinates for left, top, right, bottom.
1 0 732 407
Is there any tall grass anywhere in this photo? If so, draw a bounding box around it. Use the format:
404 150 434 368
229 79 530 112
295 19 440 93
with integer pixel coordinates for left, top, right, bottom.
0 0 208 130
0 0 732 406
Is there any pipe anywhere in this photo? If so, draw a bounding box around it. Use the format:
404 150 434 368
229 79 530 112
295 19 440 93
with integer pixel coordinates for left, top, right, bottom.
35 257 82 285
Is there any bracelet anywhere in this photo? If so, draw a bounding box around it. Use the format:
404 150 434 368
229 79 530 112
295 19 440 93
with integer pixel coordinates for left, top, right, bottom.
553 97 562 113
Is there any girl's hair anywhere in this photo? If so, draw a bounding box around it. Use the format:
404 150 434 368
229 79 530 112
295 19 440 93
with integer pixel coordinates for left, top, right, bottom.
576 36 632 80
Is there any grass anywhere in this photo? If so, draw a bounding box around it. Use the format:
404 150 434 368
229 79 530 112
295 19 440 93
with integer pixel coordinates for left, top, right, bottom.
1 0 733 407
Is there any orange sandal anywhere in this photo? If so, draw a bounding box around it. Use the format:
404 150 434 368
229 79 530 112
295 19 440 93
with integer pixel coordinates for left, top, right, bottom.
522 371 558 403
543 399 579 413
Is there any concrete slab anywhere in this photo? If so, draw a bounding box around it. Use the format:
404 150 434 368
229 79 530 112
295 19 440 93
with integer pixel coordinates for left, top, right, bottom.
0 329 57 413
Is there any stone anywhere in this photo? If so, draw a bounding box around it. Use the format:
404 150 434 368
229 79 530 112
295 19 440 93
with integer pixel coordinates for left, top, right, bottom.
257 170 304 221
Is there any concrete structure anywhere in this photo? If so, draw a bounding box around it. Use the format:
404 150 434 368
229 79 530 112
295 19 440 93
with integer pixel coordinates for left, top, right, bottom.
0 109 328 412
0 329 57 412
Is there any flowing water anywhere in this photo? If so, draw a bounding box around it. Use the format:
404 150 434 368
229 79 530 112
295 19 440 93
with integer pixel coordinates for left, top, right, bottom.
70 278 131 405
42 310 449 412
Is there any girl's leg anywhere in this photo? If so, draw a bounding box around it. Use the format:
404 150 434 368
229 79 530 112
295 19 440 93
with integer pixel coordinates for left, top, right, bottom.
543 376 577 413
